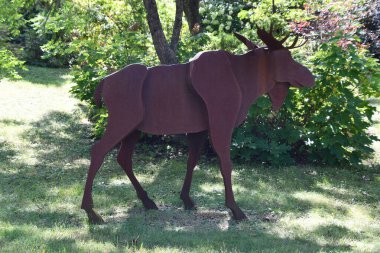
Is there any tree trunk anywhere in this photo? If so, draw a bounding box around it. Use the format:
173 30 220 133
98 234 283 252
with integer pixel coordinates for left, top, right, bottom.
183 0 201 35
143 0 183 64
55 0 62 9
170 0 184 52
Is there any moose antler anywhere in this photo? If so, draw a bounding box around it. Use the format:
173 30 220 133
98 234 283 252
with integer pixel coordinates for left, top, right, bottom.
233 32 259 50
286 36 308 49
256 23 308 50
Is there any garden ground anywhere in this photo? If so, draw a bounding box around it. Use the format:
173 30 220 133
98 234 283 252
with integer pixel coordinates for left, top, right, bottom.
0 66 379 252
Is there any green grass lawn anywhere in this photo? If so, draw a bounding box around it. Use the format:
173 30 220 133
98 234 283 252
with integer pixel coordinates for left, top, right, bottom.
0 66 379 253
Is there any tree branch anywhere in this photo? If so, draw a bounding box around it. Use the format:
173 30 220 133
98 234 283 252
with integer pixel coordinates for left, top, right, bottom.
183 0 201 35
142 0 178 64
170 0 184 52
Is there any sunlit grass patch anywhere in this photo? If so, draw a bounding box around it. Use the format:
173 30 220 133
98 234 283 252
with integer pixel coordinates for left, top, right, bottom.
18 66 73 86
0 67 76 122
292 191 348 216
269 187 380 252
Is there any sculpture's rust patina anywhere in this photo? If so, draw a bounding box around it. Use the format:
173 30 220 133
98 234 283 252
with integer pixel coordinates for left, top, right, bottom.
81 26 315 224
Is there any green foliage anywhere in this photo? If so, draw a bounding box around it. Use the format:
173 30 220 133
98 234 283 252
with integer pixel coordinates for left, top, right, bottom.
0 0 27 79
177 32 212 62
0 0 26 37
232 96 295 166
300 41 379 165
0 0 64 73
201 0 246 34
0 49 25 79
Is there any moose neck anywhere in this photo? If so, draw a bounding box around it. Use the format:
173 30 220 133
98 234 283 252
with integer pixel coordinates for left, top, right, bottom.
228 48 275 126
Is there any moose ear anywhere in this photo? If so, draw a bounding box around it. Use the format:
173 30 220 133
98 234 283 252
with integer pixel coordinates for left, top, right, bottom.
233 32 258 50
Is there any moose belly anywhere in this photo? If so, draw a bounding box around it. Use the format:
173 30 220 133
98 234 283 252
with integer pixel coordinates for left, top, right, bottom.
137 64 208 135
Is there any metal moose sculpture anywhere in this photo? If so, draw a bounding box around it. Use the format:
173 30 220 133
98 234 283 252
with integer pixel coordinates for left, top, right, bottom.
81 25 315 224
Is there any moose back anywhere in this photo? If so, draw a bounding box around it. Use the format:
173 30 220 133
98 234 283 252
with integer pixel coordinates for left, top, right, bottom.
81 27 315 224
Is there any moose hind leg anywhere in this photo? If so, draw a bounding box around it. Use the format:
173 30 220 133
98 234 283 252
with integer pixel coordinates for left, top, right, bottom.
180 131 207 210
117 131 158 210
81 126 128 224
81 145 106 224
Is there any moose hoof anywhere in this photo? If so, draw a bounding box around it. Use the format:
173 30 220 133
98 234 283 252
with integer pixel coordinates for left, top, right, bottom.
85 209 105 224
182 198 196 210
231 208 248 221
143 198 158 210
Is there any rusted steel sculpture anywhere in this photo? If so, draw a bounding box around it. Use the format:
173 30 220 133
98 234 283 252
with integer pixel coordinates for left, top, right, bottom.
81 25 315 224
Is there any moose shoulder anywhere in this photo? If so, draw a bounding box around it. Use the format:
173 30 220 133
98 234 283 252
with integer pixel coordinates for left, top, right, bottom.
81 27 315 224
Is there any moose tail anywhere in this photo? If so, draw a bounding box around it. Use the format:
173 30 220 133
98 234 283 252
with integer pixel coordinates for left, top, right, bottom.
93 79 105 107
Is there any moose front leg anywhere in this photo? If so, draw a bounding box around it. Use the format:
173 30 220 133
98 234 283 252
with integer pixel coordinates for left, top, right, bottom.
180 131 207 210
209 128 247 220
189 50 246 220
218 155 247 220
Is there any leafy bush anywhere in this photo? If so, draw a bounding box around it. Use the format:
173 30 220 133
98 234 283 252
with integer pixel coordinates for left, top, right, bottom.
232 96 297 166
0 48 25 79
200 0 247 34
0 0 26 78
0 0 68 68
299 41 379 165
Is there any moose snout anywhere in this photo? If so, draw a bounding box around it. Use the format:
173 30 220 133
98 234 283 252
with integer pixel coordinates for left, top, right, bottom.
302 72 315 88
294 65 315 88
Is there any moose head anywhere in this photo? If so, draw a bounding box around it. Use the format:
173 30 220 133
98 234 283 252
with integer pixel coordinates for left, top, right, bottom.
234 24 315 111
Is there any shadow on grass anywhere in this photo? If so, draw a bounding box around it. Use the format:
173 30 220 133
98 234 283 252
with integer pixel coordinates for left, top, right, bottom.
0 140 17 164
21 110 92 167
1 227 78 252
0 119 25 126
43 238 78 252
1 208 82 228
1 108 379 252
313 224 360 241
0 109 91 227
18 66 70 86
87 221 351 252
